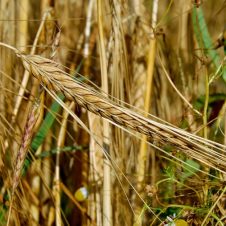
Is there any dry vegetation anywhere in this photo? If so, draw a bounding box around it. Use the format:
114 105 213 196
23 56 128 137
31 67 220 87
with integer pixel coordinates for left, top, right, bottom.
0 0 226 225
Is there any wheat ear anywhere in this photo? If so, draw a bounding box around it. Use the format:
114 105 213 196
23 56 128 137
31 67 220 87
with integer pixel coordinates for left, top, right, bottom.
7 101 40 226
17 53 226 172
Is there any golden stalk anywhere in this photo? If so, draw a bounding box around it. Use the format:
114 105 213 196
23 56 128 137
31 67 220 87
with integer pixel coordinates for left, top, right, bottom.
97 0 112 225
12 9 51 123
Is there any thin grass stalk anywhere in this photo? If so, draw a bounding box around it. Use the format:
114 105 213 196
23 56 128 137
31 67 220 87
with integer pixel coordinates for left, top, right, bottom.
82 1 102 224
40 129 53 219
47 206 55 226
41 0 51 12
177 0 197 132
84 0 95 58
54 101 74 226
193 5 213 206
97 0 112 225
137 0 158 184
12 9 51 123
158 49 202 116
46 24 63 226
129 21 149 222
135 1 158 224
201 62 210 210
203 69 209 140
137 35 156 185
88 112 103 226
109 1 131 223
16 0 28 53
87 62 103 224
178 0 190 63
0 0 16 129
30 145 42 225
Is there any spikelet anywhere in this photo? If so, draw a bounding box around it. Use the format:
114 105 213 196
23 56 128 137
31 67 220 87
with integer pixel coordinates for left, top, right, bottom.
13 100 40 190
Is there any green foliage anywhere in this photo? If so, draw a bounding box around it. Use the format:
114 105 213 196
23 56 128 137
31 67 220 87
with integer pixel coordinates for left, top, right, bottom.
192 7 226 82
194 93 226 110
0 207 6 226
181 159 200 182
0 193 8 226
37 145 85 158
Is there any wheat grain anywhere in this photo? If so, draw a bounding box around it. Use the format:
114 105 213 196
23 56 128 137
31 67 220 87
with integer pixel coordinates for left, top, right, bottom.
17 53 226 172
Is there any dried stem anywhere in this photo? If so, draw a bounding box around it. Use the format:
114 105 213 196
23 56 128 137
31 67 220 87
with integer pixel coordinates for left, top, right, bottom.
97 0 112 225
12 9 51 123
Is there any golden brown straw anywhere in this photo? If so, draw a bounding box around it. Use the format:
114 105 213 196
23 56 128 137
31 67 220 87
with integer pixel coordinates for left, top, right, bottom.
17 53 226 172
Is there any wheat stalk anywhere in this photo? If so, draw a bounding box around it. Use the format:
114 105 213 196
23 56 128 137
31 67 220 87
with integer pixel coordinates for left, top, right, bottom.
12 52 226 173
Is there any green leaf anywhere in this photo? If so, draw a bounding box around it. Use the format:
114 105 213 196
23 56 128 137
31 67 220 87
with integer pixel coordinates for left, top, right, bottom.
37 145 85 158
0 208 7 226
181 159 200 181
192 7 226 82
192 7 220 67
194 93 226 110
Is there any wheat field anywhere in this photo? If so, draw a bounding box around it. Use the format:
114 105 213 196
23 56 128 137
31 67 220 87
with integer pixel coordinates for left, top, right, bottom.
0 0 225 226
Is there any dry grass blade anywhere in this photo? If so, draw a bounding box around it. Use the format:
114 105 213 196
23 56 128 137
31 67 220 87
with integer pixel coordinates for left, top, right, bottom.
12 9 51 123
16 53 226 172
